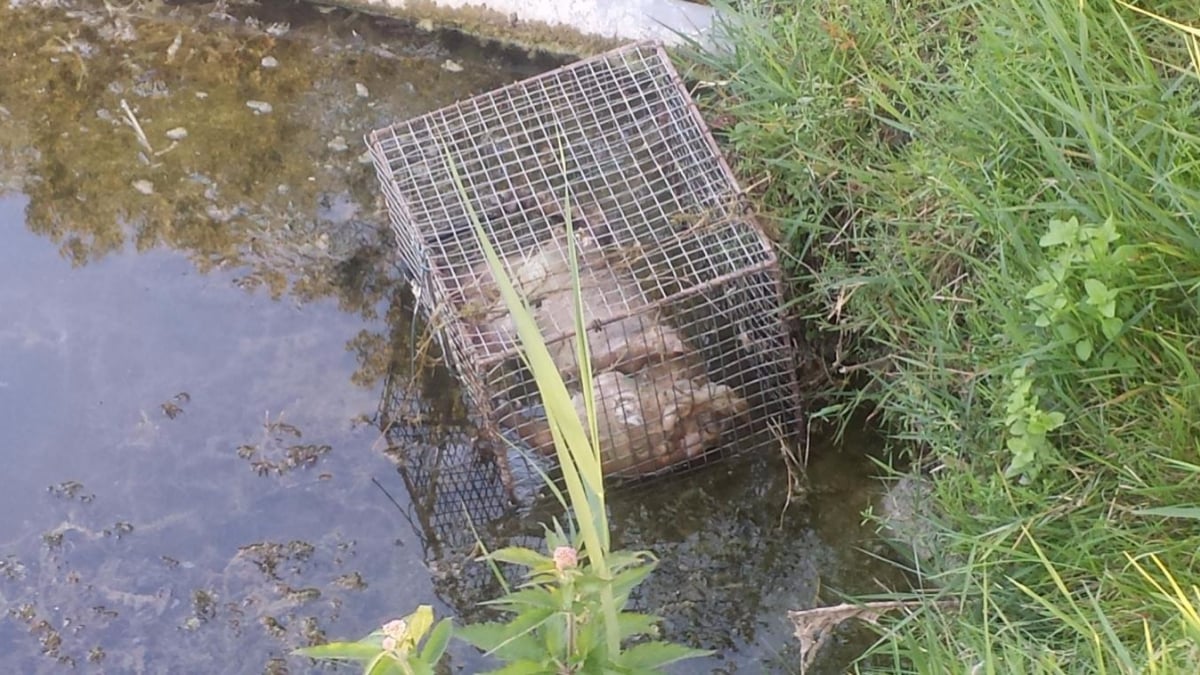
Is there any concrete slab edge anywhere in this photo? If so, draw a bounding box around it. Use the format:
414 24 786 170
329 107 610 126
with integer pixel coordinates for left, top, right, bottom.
310 0 728 56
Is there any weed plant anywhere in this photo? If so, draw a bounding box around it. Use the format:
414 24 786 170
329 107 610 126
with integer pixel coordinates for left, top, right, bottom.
294 148 709 673
691 0 1200 671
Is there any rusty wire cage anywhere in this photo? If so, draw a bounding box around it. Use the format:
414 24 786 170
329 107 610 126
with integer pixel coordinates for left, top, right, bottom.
375 367 545 618
366 41 803 497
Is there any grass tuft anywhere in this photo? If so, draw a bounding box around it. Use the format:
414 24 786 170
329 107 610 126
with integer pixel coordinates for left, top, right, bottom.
692 0 1200 670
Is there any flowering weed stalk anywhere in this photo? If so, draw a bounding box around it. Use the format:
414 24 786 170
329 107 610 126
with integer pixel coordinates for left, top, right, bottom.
292 605 451 675
445 142 711 672
296 143 711 673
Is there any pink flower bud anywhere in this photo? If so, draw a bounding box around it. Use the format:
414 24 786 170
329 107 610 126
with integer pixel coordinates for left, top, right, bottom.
553 546 578 572
381 619 407 640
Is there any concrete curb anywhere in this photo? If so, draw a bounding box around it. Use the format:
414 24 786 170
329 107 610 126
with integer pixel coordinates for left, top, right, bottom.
321 0 725 55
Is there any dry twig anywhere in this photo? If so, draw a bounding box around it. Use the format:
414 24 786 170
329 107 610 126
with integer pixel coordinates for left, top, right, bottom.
788 599 958 672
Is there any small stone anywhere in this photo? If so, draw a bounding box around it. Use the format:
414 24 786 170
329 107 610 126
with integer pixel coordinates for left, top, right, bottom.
327 136 348 152
165 127 188 140
441 59 463 73
246 100 273 114
132 179 154 195
194 91 208 99
261 56 278 68
357 150 373 165
355 82 369 98
416 19 434 31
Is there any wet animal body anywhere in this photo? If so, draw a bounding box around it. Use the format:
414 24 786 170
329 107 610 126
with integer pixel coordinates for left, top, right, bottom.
451 190 749 480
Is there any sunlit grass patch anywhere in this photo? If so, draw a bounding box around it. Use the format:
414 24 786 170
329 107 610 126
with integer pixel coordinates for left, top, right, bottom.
693 0 1200 670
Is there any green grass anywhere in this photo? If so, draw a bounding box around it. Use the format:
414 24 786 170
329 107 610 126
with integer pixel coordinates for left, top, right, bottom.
689 0 1200 670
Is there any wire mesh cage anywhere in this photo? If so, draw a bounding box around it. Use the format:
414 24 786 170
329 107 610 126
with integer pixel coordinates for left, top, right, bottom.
375 366 545 619
366 41 803 497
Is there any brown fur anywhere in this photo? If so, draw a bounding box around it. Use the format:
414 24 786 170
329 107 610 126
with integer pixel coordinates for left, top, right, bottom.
518 361 749 479
451 203 748 480
455 235 687 377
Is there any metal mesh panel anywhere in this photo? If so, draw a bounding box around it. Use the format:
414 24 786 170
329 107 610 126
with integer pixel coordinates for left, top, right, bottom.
375 369 546 617
367 42 803 495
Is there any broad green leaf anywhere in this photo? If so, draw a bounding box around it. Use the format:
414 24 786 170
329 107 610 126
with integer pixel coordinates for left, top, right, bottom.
486 547 554 569
1074 337 1093 362
1113 244 1138 262
542 608 567 657
1024 278 1058 300
494 634 548 663
457 623 545 663
419 619 452 664
1008 418 1028 437
1049 260 1070 283
293 640 382 660
1027 410 1056 437
1083 278 1112 305
605 550 657 571
487 660 554 675
405 605 436 645
1040 217 1079 248
1055 321 1081 343
608 561 656 599
456 621 517 652
365 652 405 675
616 612 661 639
457 609 554 657
1091 217 1120 244
573 615 600 657
1006 435 1028 454
617 641 715 668
1101 316 1123 340
482 587 561 611
1134 506 1200 520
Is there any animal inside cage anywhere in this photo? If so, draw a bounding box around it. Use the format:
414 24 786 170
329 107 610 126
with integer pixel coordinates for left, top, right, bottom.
366 41 803 495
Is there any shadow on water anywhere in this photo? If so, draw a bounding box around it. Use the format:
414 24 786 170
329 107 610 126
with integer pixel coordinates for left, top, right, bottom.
0 0 909 672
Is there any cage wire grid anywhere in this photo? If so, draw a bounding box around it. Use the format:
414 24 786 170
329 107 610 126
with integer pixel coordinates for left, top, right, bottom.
367 41 804 499
375 368 542 617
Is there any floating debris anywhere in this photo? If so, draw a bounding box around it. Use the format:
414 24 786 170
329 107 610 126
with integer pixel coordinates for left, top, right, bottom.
261 55 279 69
166 32 182 62
326 136 348 152
441 59 463 73
355 82 369 98
132 179 154 195
246 100 273 114
165 127 188 140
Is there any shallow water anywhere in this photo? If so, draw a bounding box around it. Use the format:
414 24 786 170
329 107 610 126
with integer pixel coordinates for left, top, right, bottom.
0 1 906 672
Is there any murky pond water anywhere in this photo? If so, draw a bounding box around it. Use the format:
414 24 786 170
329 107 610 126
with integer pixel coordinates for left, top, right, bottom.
0 1 906 672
